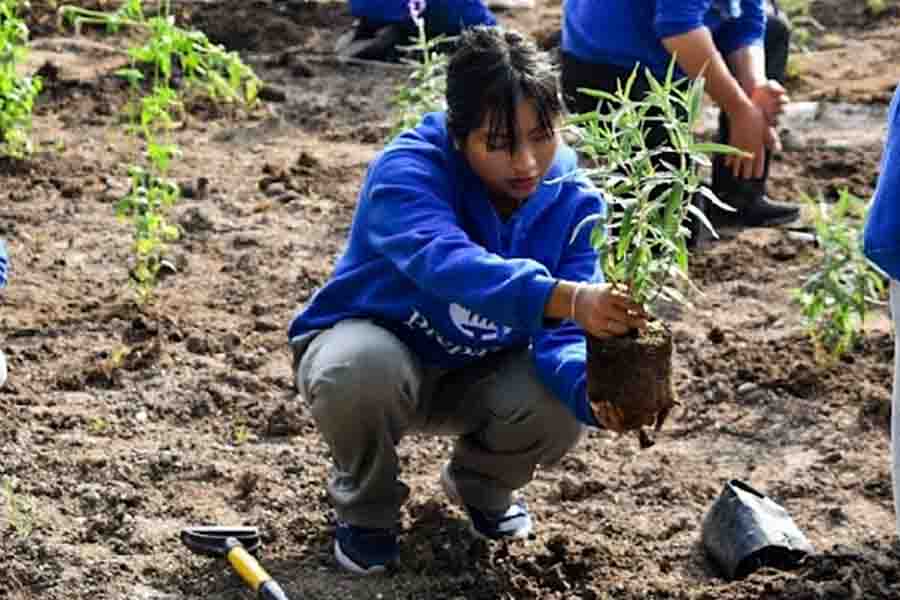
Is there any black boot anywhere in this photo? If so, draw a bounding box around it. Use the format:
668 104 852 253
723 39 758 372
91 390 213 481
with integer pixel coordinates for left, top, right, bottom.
708 190 800 228
710 151 800 228
334 18 411 62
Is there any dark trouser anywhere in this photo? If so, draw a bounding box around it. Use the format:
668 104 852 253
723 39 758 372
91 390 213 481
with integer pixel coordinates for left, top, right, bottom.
561 5 792 216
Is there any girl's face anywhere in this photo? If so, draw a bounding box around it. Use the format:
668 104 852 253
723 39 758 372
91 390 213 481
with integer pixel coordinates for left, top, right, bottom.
461 98 561 203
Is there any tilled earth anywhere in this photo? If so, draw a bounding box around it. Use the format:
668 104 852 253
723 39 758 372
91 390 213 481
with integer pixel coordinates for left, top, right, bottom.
3 1 900 599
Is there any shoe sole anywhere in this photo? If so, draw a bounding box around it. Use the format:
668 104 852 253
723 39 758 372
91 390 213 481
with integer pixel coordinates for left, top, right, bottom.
440 463 533 541
334 540 388 576
711 211 801 230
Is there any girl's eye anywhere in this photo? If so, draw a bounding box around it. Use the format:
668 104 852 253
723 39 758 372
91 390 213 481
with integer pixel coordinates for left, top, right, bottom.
487 140 511 151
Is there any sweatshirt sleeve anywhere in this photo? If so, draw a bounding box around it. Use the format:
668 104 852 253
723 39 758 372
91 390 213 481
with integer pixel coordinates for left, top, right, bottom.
712 0 766 56
654 0 711 40
366 150 558 333
531 185 604 426
864 86 900 280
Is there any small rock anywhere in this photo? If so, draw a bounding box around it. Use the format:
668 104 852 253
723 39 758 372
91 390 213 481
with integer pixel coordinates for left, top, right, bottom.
264 182 287 198
186 334 210 355
291 58 314 78
737 382 759 397
258 84 287 102
223 333 242 352
828 506 849 525
190 395 213 418
254 318 280 333
81 488 102 509
179 207 215 234
134 410 148 423
276 192 302 204
180 177 209 200
233 234 260 249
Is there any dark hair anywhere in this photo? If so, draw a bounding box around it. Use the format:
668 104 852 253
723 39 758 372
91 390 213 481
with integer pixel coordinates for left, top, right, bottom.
446 26 562 153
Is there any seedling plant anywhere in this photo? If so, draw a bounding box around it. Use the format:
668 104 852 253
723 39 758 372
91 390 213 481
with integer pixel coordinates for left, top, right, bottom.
570 61 740 309
59 0 259 303
389 0 452 137
0 0 42 158
795 189 886 361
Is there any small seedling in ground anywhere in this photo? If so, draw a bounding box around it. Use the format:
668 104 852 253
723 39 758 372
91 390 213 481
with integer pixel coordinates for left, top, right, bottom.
0 0 43 158
2 476 34 538
794 189 886 362
389 0 451 137
59 0 259 304
61 0 259 105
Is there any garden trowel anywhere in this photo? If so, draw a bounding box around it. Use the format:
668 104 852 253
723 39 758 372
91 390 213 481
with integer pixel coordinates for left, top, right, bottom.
180 526 291 600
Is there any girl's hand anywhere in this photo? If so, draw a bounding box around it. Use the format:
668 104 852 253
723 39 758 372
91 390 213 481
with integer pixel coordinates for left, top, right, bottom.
573 283 647 339
750 80 789 125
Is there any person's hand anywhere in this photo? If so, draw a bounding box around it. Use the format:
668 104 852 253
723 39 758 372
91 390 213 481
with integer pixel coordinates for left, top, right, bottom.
572 283 647 339
723 101 774 180
750 79 789 125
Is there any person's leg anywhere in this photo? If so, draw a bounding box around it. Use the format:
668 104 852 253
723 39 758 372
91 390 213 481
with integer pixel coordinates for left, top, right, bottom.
710 4 799 227
425 349 582 534
296 319 425 572
891 280 900 536
297 319 425 527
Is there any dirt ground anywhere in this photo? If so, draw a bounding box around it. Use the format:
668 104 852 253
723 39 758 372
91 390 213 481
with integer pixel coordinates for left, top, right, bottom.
3 1 900 598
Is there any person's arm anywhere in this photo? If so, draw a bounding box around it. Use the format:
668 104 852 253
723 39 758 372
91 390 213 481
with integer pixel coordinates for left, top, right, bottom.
531 192 603 426
662 27 777 179
719 1 787 122
366 150 559 333
532 189 646 426
864 86 900 281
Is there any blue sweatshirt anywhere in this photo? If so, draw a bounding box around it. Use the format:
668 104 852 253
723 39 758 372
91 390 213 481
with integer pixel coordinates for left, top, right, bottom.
349 0 496 35
562 0 766 78
288 113 604 425
864 85 900 281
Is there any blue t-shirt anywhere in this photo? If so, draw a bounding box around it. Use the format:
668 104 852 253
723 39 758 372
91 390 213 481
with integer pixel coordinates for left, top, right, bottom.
562 0 766 78
349 0 496 35
288 113 605 425
864 85 900 281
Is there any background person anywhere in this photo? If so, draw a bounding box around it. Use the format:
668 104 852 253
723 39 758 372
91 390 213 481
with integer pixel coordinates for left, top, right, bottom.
289 26 646 575
561 0 799 232
337 0 497 61
862 83 900 536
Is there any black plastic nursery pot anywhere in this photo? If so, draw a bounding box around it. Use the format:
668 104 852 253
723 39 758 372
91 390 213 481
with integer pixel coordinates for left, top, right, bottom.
702 479 815 580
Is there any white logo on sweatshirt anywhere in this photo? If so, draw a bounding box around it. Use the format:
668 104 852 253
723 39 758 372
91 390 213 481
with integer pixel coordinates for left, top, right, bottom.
404 309 504 358
449 304 508 342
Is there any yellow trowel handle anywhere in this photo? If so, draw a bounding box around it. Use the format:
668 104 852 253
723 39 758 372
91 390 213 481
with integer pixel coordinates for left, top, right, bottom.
224 537 291 600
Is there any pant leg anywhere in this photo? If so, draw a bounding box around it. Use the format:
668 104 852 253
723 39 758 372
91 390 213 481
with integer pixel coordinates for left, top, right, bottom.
890 280 900 536
712 6 791 201
426 349 583 513
296 319 426 529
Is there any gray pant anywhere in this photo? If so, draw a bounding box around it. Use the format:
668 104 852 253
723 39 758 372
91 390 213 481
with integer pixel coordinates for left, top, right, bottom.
295 319 583 529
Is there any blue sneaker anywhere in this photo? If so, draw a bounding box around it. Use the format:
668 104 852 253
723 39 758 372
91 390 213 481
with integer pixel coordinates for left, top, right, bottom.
334 522 398 575
440 463 534 541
